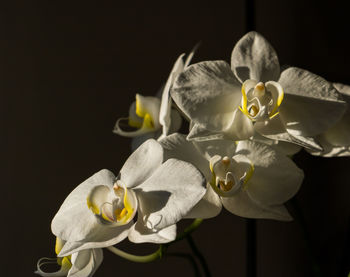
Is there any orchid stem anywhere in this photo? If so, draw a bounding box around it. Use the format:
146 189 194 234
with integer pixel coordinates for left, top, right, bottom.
107 219 203 263
186 235 211 277
107 245 164 263
172 218 203 243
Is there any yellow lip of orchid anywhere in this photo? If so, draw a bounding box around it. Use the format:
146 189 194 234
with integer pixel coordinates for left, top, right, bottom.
87 183 135 226
239 79 284 121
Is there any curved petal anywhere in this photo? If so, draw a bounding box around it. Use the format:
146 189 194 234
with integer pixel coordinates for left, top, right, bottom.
120 139 163 188
159 54 185 136
68 249 103 277
318 83 350 147
159 133 211 180
251 133 302 156
192 138 237 161
187 122 226 141
128 220 177 244
279 67 347 137
254 114 322 151
231 31 280 83
225 109 255 140
135 94 161 128
222 190 292 221
307 135 350 157
134 158 206 230
113 117 155 137
168 109 182 133
171 60 241 133
185 183 222 219
235 141 304 206
58 223 131 257
51 170 132 255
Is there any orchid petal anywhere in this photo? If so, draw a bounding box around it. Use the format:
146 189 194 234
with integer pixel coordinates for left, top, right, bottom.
279 67 347 137
254 114 322 150
159 133 211 179
225 109 255 140
128 221 177 244
159 54 185 136
184 183 222 219
171 60 241 133
251 133 301 156
222 190 292 221
68 249 103 277
236 141 304 206
113 117 156 137
135 158 206 230
120 139 163 188
319 83 350 145
51 170 132 255
35 258 70 277
187 122 226 141
231 31 280 82
58 222 130 257
308 135 350 157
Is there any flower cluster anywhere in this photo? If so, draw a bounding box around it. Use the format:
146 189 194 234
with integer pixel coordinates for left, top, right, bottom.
36 32 350 276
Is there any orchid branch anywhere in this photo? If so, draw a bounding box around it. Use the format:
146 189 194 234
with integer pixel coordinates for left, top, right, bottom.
107 218 203 263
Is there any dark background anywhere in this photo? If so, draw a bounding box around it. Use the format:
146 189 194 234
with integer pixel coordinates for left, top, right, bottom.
1 1 350 276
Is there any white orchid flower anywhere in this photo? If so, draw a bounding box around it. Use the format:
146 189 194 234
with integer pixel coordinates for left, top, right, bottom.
36 237 103 277
160 133 304 221
171 32 346 150
50 139 206 257
113 50 196 149
308 83 350 157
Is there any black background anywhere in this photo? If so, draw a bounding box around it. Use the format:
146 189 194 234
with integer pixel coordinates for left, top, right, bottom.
1 1 350 276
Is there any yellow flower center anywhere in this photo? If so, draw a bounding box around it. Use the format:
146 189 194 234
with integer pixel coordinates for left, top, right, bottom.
239 80 284 121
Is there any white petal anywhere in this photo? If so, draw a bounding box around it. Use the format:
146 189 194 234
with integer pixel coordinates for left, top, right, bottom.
171 60 241 133
159 133 211 180
159 54 185 136
58 223 130 257
185 183 222 219
68 249 103 277
231 31 280 83
168 109 182 133
113 117 155 137
128 220 177 244
222 190 292 221
225 109 255 140
187 122 226 141
254 115 322 151
279 67 347 137
192 138 237 160
235 141 304 206
134 158 206 230
51 170 132 255
307 135 350 157
251 133 301 156
120 139 163 188
317 83 350 147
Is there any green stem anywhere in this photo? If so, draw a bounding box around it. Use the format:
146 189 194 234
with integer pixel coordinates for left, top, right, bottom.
187 235 211 277
172 218 203 243
107 218 203 263
107 244 165 263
